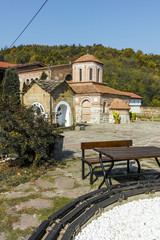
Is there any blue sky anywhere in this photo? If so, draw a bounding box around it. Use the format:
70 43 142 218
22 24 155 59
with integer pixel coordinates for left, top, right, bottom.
1 0 160 54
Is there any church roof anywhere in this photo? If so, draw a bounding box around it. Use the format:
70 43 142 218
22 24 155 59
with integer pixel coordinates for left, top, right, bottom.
73 54 103 65
69 82 129 97
23 79 74 95
109 98 131 110
0 61 18 69
23 79 65 94
36 80 65 93
121 91 143 99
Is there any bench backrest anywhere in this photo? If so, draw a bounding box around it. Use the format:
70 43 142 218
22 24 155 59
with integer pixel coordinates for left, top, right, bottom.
81 140 132 150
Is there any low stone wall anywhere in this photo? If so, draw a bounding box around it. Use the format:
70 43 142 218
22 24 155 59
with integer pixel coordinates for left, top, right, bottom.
140 107 160 117
29 180 160 240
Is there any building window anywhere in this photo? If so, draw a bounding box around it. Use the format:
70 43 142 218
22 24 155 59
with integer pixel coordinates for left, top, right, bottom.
103 102 106 113
97 69 100 82
31 102 45 117
89 68 92 80
65 74 72 81
79 69 82 81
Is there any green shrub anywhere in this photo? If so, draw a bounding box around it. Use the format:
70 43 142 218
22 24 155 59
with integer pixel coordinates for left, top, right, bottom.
0 99 57 167
112 111 120 121
132 113 137 120
129 111 132 120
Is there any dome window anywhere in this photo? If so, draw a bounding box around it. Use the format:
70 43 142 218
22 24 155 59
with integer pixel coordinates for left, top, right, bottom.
97 69 100 82
79 69 82 81
89 68 92 80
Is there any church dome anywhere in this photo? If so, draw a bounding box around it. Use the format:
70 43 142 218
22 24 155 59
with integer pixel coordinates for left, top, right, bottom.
73 54 103 65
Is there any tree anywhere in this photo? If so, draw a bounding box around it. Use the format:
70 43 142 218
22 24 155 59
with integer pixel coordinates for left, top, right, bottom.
3 67 20 104
40 71 48 80
0 99 57 167
22 82 27 92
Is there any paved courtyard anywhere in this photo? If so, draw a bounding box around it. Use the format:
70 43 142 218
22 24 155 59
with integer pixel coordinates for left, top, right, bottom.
62 121 160 159
1 121 160 239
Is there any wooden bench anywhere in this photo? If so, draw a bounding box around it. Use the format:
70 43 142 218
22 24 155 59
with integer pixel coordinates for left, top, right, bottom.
81 140 132 184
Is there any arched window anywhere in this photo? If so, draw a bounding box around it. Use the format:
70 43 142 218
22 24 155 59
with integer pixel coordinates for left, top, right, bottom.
65 74 72 81
89 68 92 80
97 69 100 82
31 102 45 117
103 102 106 113
102 101 109 113
79 69 82 81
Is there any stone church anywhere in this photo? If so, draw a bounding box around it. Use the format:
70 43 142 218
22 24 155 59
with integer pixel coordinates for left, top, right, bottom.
20 53 132 126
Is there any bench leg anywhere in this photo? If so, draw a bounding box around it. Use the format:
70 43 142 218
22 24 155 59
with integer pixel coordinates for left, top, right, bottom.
98 153 114 189
82 161 85 180
127 160 130 173
82 161 93 182
89 165 94 185
135 159 140 173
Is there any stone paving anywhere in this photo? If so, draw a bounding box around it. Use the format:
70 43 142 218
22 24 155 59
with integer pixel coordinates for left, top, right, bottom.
1 121 160 239
62 121 160 159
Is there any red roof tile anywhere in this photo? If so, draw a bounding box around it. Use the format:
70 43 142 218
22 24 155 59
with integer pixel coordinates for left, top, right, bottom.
122 91 143 99
69 82 130 97
0 61 18 69
73 54 103 64
109 98 131 110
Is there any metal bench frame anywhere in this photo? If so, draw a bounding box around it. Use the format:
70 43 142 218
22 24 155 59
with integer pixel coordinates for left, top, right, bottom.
81 140 133 185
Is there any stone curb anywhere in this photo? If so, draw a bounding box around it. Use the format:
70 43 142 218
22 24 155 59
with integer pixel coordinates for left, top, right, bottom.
29 179 160 240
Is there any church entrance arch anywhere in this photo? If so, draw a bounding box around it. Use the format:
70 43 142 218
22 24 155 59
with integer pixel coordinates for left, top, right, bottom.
81 99 91 122
55 101 72 127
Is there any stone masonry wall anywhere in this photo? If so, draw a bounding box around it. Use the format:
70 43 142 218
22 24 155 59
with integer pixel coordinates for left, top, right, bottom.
18 65 72 91
140 107 160 117
74 94 101 124
51 84 74 124
23 82 74 124
23 83 51 115
51 65 72 81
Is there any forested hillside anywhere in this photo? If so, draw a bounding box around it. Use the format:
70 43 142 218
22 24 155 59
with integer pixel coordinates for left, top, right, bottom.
1 44 160 106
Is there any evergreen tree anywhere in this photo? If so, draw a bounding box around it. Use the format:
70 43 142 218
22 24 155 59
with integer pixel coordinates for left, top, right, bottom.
40 71 48 80
22 81 27 92
3 67 20 104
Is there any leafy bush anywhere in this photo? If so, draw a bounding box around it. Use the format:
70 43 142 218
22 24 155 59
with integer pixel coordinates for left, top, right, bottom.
129 111 132 120
132 113 137 120
0 99 57 167
112 111 120 121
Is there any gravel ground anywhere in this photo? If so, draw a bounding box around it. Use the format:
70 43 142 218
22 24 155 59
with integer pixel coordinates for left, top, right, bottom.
75 197 160 240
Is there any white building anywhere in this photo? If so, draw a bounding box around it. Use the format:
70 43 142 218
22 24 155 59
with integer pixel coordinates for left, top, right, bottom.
123 92 143 113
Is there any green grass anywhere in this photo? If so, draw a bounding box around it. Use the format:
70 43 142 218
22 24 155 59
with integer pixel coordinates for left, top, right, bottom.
38 196 73 222
0 161 75 239
0 161 59 192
